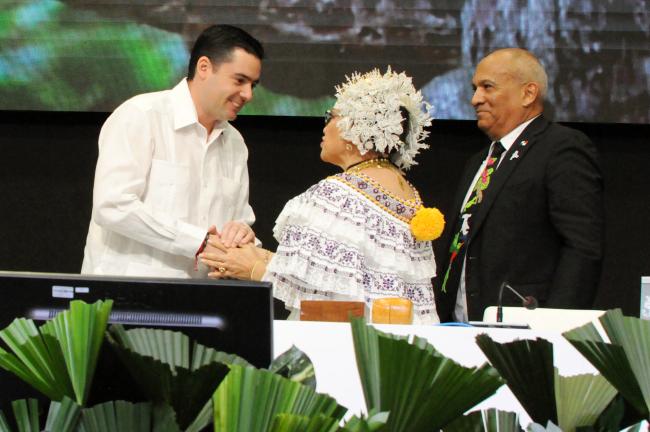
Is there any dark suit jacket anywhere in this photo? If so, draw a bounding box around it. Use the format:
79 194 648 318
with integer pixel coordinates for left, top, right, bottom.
435 116 604 322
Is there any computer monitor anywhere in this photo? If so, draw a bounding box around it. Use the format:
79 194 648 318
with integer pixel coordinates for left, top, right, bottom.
0 271 273 406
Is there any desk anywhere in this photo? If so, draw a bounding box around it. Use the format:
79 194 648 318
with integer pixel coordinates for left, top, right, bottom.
273 321 596 425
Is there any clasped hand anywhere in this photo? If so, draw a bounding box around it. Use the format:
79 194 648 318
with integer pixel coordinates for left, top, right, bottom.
199 222 268 280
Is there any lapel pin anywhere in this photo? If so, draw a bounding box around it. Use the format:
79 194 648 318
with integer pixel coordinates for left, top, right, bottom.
510 150 520 161
520 140 528 146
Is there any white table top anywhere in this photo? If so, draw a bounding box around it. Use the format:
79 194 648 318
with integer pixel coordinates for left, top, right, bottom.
273 320 597 425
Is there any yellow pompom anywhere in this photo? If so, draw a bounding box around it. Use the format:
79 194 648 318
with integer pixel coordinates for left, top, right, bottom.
410 207 445 241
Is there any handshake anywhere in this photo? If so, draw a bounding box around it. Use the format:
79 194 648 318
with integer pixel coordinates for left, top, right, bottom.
199 221 272 282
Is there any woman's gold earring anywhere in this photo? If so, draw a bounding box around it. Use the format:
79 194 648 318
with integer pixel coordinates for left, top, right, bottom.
346 144 353 151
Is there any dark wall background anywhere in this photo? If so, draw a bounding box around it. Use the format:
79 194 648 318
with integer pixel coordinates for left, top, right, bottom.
0 111 648 316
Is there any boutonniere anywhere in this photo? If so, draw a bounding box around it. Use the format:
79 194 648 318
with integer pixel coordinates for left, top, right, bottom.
510 150 520 161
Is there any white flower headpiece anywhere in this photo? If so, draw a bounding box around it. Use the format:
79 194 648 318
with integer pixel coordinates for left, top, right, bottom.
333 67 433 169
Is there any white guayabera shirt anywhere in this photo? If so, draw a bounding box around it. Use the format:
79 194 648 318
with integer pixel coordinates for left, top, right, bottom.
82 79 255 278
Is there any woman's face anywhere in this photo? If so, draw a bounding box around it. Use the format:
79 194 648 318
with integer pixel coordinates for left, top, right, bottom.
320 110 352 167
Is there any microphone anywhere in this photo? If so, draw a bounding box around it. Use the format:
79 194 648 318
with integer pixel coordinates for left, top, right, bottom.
496 281 538 322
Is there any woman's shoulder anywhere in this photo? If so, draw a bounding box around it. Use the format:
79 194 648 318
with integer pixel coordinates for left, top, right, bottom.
288 173 358 204
329 172 422 223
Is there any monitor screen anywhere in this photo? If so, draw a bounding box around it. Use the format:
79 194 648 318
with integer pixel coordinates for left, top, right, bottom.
0 271 273 406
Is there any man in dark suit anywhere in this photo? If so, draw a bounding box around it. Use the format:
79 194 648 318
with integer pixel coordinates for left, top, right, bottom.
435 48 604 322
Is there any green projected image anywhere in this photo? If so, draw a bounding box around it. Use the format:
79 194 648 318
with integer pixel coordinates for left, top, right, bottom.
0 1 187 111
0 0 335 115
1 0 649 123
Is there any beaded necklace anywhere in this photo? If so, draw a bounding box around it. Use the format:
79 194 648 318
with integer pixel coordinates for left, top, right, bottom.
345 158 393 173
346 157 412 195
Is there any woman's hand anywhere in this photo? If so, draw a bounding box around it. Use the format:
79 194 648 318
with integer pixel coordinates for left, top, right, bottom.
200 243 269 280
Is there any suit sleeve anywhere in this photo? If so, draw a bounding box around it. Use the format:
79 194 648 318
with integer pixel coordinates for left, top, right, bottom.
545 131 604 308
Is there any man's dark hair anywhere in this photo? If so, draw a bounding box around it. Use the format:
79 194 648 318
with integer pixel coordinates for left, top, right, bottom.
187 24 264 79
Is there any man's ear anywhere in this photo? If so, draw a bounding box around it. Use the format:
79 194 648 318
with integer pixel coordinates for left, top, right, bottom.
521 82 540 108
196 56 212 78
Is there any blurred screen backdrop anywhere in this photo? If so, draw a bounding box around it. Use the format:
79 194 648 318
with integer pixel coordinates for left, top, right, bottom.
1 0 649 123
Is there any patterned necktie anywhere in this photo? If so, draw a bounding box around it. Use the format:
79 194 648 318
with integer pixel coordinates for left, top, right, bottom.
441 141 505 293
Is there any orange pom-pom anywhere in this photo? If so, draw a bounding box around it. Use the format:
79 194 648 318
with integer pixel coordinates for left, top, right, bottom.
410 207 445 241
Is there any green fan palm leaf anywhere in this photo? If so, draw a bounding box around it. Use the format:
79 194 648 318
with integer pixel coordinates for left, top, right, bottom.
563 309 650 418
442 409 522 432
11 399 39 432
350 318 503 431
527 421 562 431
40 300 112 405
340 409 389 432
268 345 317 389
107 325 249 429
184 400 212 432
270 413 339 432
77 400 154 432
0 300 112 405
599 310 650 411
151 403 184 432
0 411 9 432
0 398 81 432
213 364 347 432
44 397 82 432
623 421 650 432
554 371 616 431
475 335 556 424
476 334 617 431
0 319 72 400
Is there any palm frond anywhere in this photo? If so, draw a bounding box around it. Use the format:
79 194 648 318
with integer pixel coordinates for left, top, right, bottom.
443 409 522 432
0 319 73 401
341 409 389 432
0 398 82 432
183 400 211 432
77 400 159 432
0 410 11 432
0 300 112 405
151 403 182 432
563 309 650 418
44 397 82 432
351 318 503 431
526 421 562 432
554 370 616 431
212 364 347 432
106 325 247 429
40 300 112 405
11 399 39 432
269 413 339 432
621 420 650 432
475 335 556 424
269 345 316 389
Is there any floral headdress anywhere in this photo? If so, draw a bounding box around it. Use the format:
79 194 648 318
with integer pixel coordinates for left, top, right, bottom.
333 67 433 170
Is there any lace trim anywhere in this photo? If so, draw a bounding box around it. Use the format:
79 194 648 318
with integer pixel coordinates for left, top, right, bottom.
330 172 422 223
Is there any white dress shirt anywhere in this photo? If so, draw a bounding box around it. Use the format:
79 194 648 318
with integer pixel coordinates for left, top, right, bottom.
454 116 538 321
82 79 255 278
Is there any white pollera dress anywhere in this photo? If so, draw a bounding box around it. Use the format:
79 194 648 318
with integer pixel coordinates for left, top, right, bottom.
263 172 439 324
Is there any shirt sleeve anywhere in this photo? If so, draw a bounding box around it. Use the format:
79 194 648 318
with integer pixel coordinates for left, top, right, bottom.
232 146 256 228
91 103 206 258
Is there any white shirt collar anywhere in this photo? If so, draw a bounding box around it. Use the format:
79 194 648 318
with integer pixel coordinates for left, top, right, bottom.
171 78 199 130
494 115 540 152
171 78 227 135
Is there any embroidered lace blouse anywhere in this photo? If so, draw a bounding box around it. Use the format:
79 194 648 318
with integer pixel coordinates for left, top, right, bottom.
264 172 439 324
